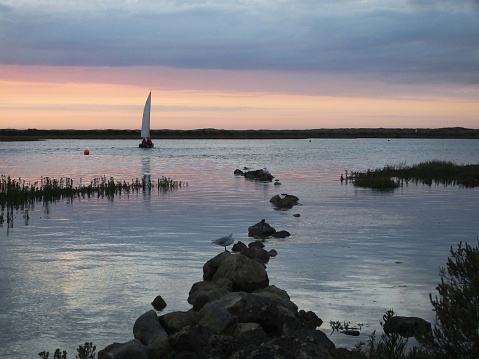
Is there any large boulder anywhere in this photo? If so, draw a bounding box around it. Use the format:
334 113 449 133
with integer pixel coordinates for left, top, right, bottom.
133 310 167 346
198 299 238 333
167 324 213 355
187 280 230 310
203 251 231 281
98 339 149 359
159 310 202 334
211 253 269 292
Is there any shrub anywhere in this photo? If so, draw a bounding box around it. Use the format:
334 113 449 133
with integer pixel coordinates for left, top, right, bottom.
428 241 479 359
38 342 96 359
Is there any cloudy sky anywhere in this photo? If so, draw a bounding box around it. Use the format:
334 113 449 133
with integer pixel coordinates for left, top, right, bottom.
1 0 478 129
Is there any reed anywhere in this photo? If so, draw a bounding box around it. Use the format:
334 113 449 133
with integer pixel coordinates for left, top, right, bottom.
349 160 479 190
0 174 187 209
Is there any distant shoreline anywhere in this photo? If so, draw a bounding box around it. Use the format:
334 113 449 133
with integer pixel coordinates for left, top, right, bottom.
1 127 478 141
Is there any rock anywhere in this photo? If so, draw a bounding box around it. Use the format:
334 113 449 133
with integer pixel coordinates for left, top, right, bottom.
248 240 265 249
271 230 291 239
236 290 299 335
215 277 234 291
211 253 269 292
100 252 363 359
383 316 432 340
233 240 275 264
293 213 300 217
203 251 231 281
151 295 167 311
231 325 270 353
234 169 244 175
159 311 202 334
243 169 274 182
234 322 262 335
268 249 278 257
232 241 247 253
231 334 335 359
248 219 276 239
254 248 270 264
133 310 167 346
168 324 213 355
199 299 238 333
208 335 235 358
269 194 299 209
283 329 335 351
298 309 323 330
148 335 171 359
255 285 290 301
187 280 230 311
241 247 257 259
98 339 148 359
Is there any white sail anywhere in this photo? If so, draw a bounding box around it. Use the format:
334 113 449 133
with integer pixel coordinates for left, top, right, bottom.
140 92 151 138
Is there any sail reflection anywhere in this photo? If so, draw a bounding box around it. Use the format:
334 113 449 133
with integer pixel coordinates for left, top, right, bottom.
142 155 151 199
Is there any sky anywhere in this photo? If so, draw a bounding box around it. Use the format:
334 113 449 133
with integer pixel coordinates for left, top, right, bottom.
0 0 478 130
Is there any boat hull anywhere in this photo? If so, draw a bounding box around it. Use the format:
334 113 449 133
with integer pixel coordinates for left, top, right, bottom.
139 143 154 148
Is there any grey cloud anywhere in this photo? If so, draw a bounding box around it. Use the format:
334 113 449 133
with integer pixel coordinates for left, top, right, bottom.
0 3 13 12
0 1 478 84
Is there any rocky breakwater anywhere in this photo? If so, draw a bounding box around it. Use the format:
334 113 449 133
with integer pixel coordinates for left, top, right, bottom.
98 251 361 359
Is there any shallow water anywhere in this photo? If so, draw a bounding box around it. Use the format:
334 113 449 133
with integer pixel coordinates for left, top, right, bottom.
0 138 478 357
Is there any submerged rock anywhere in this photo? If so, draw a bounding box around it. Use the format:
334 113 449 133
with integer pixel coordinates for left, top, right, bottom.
248 219 276 239
243 168 274 182
270 194 299 209
271 230 291 239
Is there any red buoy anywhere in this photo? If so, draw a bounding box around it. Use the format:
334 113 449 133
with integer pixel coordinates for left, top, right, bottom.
84 149 90 155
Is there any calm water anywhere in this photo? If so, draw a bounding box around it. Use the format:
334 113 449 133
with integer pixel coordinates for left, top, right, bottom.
1 138 478 357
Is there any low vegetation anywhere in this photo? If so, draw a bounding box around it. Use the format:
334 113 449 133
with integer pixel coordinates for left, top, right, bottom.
353 239 479 359
38 342 96 359
349 160 479 190
0 175 186 233
0 174 186 208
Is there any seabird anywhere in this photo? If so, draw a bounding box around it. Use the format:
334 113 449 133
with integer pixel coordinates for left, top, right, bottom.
211 234 234 251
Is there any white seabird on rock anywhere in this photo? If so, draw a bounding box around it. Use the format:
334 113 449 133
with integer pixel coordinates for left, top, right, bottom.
211 234 234 251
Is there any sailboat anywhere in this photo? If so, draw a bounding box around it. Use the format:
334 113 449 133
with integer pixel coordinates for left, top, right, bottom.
139 91 154 148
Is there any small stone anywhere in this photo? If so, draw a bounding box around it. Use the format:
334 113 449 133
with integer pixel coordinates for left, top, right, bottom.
268 249 278 257
255 248 270 264
293 213 300 217
151 295 167 311
248 241 265 249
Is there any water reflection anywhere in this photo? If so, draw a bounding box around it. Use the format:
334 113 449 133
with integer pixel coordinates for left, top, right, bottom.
0 139 478 358
142 155 151 198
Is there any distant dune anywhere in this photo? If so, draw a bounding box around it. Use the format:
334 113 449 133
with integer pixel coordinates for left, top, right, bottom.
1 127 478 141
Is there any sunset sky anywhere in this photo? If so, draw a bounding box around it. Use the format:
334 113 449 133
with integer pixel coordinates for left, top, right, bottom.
1 0 478 130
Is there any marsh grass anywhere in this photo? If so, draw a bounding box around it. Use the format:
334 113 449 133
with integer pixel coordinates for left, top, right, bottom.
0 175 186 207
349 160 479 190
0 175 187 232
